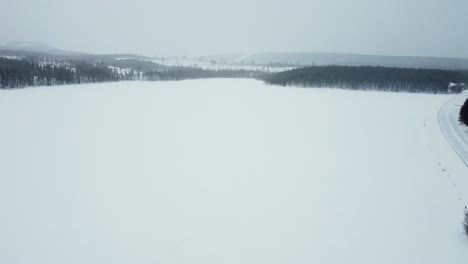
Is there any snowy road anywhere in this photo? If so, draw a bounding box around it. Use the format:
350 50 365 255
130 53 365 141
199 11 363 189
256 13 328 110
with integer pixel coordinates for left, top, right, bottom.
438 91 468 167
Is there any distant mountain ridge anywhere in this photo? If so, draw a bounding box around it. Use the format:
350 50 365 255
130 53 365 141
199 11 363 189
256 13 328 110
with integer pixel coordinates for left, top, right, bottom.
0 42 152 61
1 41 88 56
2 41 468 71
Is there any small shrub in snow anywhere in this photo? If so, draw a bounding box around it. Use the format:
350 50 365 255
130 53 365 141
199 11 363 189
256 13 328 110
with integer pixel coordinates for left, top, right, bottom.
464 209 468 237
459 98 468 126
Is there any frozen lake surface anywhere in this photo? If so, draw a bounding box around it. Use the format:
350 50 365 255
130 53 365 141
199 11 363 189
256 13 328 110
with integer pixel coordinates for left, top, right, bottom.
1 79 467 264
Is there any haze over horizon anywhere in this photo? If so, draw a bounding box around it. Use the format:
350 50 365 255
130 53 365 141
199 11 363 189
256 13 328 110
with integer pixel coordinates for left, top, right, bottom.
1 0 468 58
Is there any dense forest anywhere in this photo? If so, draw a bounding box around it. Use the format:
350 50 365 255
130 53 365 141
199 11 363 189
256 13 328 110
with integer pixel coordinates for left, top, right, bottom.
144 67 265 81
0 57 118 88
263 66 468 93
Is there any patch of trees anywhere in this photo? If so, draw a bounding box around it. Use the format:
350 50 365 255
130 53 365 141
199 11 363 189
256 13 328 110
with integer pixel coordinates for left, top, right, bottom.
262 66 468 93
144 67 266 81
0 57 118 88
459 98 468 126
71 60 118 83
464 208 468 237
105 59 164 72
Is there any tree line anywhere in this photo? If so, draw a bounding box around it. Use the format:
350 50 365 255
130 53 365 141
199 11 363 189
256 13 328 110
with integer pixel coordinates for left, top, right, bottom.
144 67 266 81
262 65 468 93
0 57 266 88
4 56 468 94
0 57 118 88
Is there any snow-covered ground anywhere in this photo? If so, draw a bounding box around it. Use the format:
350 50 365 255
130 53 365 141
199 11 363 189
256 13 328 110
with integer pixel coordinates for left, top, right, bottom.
0 55 23 60
0 79 467 264
107 65 143 79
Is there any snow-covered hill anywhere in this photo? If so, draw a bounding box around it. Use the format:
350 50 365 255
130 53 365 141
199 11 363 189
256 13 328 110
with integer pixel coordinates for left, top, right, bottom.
1 41 86 56
0 79 467 264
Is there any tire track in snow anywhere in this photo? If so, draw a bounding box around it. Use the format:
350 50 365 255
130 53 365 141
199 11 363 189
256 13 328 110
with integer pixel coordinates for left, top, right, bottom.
438 91 468 167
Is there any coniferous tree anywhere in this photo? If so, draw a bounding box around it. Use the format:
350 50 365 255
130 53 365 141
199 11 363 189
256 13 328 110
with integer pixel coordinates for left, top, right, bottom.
463 208 468 237
459 98 468 126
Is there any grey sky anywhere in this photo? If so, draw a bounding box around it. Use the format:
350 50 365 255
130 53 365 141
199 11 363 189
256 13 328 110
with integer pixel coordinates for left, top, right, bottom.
1 0 468 57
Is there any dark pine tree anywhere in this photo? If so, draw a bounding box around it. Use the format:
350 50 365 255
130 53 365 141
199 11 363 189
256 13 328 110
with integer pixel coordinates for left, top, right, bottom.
463 207 468 237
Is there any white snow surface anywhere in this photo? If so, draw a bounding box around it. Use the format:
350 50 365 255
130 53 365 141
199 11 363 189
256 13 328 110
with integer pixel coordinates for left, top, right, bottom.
0 55 23 60
1 79 468 264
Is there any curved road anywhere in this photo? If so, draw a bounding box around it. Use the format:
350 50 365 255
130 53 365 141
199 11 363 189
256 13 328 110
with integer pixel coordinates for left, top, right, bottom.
438 91 468 167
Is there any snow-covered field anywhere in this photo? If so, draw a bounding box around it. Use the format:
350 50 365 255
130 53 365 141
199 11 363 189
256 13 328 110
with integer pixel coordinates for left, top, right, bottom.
1 79 467 264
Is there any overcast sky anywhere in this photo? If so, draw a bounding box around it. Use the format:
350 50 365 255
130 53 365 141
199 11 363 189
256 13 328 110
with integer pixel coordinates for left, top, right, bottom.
1 0 468 57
